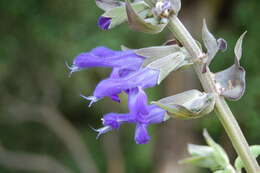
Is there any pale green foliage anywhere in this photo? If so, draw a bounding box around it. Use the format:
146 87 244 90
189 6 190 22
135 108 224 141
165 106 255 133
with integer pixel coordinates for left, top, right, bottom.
235 145 260 172
180 130 236 173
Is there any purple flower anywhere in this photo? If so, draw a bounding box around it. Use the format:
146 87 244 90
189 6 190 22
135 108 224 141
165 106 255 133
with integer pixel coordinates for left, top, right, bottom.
69 46 160 105
95 87 166 144
84 68 159 105
98 16 111 30
135 124 150 144
69 47 144 75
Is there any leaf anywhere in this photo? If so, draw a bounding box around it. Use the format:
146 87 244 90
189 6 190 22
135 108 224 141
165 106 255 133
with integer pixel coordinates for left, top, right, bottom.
152 90 215 119
180 156 220 170
181 130 235 172
203 130 230 169
102 1 149 29
96 0 124 11
235 145 260 172
188 144 214 157
126 1 167 34
180 144 220 169
214 32 247 101
202 19 218 67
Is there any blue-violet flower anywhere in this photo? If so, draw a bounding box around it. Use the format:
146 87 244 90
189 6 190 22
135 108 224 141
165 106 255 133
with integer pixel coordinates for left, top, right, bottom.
69 47 160 105
96 87 166 144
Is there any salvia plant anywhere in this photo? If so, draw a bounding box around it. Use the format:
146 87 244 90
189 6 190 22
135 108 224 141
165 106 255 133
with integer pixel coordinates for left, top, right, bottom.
67 0 260 172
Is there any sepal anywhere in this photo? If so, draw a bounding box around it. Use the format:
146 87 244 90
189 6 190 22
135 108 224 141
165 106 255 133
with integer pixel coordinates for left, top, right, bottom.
101 1 149 29
135 45 192 84
214 32 247 101
126 1 167 34
202 19 219 66
152 90 215 119
202 19 227 72
96 0 124 11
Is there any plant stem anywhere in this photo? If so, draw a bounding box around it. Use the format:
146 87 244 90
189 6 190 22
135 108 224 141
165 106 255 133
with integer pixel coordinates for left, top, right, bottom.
168 15 259 173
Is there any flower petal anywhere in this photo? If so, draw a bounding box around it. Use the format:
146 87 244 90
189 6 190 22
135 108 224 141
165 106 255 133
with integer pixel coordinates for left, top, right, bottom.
135 124 150 144
102 112 131 128
71 47 144 75
98 16 112 30
128 87 149 121
92 68 159 101
146 105 166 124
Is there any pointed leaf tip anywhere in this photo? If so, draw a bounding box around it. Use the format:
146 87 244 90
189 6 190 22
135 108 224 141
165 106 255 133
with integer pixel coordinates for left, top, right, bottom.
234 31 247 64
203 129 230 169
202 19 218 67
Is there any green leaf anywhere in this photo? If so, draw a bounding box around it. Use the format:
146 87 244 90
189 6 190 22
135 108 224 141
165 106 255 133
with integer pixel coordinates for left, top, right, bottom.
180 144 220 169
235 145 260 172
203 130 230 169
152 90 215 119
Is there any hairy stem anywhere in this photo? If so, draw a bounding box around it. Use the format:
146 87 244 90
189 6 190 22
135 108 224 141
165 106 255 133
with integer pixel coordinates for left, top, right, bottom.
168 15 259 173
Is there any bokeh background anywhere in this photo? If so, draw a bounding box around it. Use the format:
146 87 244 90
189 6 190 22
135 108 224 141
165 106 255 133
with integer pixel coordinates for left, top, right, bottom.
0 0 260 172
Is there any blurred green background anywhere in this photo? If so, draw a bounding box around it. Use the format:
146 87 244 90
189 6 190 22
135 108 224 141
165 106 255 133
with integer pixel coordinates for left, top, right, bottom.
0 0 260 173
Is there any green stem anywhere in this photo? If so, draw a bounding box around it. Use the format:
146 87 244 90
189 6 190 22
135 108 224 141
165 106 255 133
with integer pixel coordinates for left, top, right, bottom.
168 15 259 173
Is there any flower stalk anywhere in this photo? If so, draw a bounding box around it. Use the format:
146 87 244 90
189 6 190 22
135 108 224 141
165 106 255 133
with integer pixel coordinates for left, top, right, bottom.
168 15 259 173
